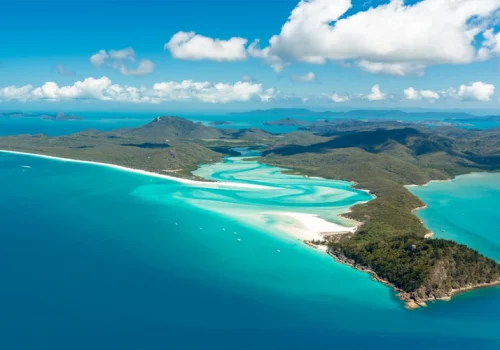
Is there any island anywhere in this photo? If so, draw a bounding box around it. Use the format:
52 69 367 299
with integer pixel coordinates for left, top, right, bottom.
0 115 498 309
0 111 84 121
263 118 311 126
231 108 497 121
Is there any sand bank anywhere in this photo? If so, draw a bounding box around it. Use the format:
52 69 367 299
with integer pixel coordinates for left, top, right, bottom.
265 211 356 241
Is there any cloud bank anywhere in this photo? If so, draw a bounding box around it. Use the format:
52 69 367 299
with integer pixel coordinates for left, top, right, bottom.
0 77 272 104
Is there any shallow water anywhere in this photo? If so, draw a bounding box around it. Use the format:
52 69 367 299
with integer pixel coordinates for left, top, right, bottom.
0 153 499 349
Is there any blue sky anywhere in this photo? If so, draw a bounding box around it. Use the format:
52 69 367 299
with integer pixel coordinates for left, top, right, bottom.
2 0 500 112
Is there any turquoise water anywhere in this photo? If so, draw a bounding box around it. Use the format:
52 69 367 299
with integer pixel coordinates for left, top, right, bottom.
408 173 500 262
2 111 499 136
0 112 154 136
1 152 499 349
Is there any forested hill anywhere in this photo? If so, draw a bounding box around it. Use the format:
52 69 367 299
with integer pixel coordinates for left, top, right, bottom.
119 116 223 140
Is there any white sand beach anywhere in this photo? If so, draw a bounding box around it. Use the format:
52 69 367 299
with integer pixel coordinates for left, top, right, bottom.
0 150 275 190
265 211 357 241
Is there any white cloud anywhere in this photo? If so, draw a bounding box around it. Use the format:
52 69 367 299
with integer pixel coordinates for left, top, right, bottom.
119 59 155 76
330 93 349 103
109 47 136 61
357 60 425 76
404 87 440 102
295 72 316 82
478 28 500 60
259 88 278 102
457 81 495 101
90 48 155 76
90 50 109 67
30 77 114 101
165 31 248 61
0 85 34 102
247 39 286 72
366 84 386 101
252 0 500 74
0 77 268 104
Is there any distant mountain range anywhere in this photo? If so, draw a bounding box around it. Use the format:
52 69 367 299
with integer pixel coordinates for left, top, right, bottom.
0 111 84 121
229 108 500 120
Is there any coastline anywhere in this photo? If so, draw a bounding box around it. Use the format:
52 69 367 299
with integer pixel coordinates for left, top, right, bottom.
410 204 434 239
326 248 500 309
0 150 275 190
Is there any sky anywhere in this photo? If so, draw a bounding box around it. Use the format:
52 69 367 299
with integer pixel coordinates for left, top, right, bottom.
2 0 500 112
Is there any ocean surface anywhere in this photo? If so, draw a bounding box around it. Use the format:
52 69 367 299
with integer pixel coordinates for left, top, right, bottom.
408 173 500 262
1 111 499 136
1 151 499 349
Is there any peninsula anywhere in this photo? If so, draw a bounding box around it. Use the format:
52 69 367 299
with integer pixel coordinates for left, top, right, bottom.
1 115 499 309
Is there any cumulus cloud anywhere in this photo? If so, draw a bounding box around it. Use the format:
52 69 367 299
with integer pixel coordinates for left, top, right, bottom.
251 0 500 75
330 93 349 103
357 60 425 76
247 39 286 72
165 31 248 61
90 47 155 76
404 87 440 102
366 84 386 101
455 82 495 101
0 77 271 104
0 85 34 102
478 28 500 60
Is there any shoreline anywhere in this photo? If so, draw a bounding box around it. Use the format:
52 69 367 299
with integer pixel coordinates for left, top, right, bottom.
410 204 435 239
326 248 500 309
0 150 275 191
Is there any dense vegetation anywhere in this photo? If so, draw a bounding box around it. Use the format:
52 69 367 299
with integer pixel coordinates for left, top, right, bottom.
263 123 500 304
0 116 281 179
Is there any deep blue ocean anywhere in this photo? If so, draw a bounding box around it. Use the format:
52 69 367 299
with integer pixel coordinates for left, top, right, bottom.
0 116 499 349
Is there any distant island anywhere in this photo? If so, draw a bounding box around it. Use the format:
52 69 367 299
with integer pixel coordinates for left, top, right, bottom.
0 115 499 309
209 121 232 126
230 108 499 121
0 111 84 121
445 115 500 122
263 118 310 126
